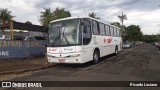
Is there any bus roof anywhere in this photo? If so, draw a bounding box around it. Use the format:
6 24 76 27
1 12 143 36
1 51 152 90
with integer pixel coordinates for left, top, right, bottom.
50 16 120 29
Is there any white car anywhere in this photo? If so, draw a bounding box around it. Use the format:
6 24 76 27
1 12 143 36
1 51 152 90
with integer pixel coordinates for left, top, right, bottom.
154 42 159 46
24 36 37 41
0 35 5 40
123 42 133 48
24 36 46 41
0 35 10 40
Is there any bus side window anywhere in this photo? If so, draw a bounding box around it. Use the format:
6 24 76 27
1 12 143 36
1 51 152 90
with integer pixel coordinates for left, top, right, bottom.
92 20 99 35
99 23 106 35
114 28 118 37
119 29 121 37
105 25 110 36
83 19 91 45
113 28 115 37
110 27 114 36
116 29 119 37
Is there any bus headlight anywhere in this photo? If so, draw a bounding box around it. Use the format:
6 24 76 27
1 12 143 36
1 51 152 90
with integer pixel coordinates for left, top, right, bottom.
69 54 80 57
47 55 54 57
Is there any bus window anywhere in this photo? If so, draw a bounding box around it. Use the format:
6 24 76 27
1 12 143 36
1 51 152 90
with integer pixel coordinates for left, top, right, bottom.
117 29 119 37
99 23 105 35
83 19 91 45
105 25 110 36
119 29 122 37
110 27 114 36
92 20 99 35
114 28 118 37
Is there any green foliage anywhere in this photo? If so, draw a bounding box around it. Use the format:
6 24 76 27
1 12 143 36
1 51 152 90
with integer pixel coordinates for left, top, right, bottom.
125 25 143 41
142 35 160 42
110 22 121 28
39 7 71 27
0 8 13 25
53 8 71 19
118 12 127 26
116 13 127 41
88 12 100 19
25 21 32 24
39 8 55 27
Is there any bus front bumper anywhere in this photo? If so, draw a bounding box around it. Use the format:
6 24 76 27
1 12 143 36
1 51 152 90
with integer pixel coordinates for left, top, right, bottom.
46 53 84 64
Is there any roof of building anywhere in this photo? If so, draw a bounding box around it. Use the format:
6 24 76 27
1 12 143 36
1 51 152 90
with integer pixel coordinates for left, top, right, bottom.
0 21 48 32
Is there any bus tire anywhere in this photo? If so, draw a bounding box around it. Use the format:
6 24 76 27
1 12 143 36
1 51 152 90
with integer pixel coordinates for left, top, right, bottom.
93 50 100 64
114 46 118 56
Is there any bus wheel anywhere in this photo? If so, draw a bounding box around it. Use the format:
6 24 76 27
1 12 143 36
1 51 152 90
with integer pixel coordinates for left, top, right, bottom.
93 50 99 64
114 47 118 56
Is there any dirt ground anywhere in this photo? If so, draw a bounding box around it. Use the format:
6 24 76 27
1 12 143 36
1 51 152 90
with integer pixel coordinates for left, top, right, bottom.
0 57 48 73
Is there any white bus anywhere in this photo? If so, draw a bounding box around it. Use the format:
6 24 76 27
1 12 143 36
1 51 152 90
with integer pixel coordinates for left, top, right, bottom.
47 17 122 64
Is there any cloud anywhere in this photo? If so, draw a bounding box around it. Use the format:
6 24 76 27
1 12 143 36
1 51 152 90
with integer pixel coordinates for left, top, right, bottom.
0 0 160 35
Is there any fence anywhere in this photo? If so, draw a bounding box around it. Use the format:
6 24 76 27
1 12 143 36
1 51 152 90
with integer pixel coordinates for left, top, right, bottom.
0 40 47 60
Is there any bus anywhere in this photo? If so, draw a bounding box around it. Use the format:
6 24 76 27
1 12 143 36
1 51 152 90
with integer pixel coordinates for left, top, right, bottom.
46 17 122 64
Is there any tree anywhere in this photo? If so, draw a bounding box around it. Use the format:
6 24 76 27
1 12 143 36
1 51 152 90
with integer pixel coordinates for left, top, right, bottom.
110 22 121 28
53 7 71 19
39 7 71 27
88 12 100 19
39 8 55 27
142 35 160 42
0 8 13 26
25 21 32 24
125 25 143 41
0 8 14 40
118 12 127 40
118 12 127 28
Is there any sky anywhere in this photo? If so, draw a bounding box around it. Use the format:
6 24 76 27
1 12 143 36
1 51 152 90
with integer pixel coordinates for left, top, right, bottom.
0 0 160 35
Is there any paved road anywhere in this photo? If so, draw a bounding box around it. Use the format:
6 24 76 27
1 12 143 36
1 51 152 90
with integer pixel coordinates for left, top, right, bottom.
1 44 160 90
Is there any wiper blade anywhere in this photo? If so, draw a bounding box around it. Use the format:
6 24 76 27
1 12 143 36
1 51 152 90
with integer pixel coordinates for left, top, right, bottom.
62 27 70 45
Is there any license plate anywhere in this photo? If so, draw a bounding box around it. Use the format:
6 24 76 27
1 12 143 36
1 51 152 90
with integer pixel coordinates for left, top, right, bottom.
59 59 65 63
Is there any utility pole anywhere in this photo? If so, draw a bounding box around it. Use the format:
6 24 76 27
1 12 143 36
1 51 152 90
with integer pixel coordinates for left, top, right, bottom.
10 20 14 40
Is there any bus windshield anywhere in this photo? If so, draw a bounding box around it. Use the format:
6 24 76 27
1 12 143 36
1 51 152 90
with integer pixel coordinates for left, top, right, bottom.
49 19 82 46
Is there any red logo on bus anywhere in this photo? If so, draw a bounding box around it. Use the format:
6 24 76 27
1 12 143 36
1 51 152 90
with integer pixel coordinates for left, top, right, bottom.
104 38 107 43
107 38 112 43
52 49 57 51
49 48 57 51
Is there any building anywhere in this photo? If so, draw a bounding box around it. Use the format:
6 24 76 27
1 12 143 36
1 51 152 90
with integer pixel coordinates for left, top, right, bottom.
0 21 48 38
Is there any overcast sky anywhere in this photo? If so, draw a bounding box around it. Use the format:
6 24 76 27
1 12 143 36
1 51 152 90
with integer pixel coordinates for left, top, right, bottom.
0 0 160 35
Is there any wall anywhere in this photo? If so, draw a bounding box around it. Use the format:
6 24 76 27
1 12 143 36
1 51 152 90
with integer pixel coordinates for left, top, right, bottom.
0 40 46 60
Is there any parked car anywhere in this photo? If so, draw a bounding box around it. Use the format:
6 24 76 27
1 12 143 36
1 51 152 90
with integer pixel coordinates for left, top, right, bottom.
123 42 133 48
153 42 159 46
156 43 160 50
34 36 46 40
0 35 11 40
24 36 37 41
13 36 25 41
24 36 46 41
0 35 5 40
135 41 144 46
